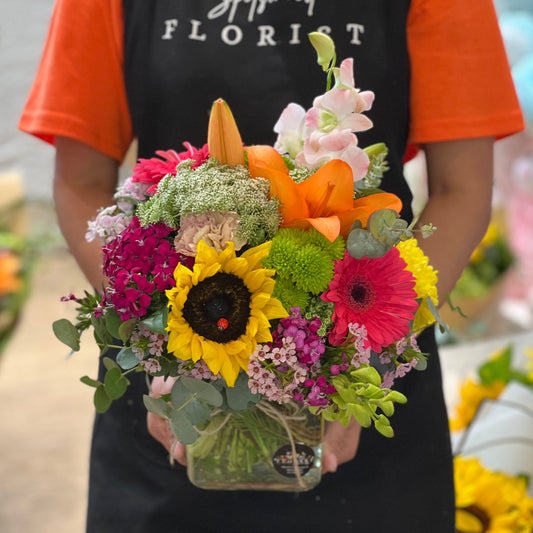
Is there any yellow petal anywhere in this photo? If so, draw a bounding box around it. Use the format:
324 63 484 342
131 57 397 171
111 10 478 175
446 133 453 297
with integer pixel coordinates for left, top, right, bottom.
207 99 245 166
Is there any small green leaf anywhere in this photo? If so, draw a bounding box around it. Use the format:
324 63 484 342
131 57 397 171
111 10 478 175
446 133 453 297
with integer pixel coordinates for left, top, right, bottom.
347 403 372 427
169 410 198 445
94 385 112 413
346 228 388 259
478 345 512 385
80 376 101 389
116 347 140 370
52 319 80 351
104 309 123 339
143 395 172 419
92 316 113 347
142 308 169 335
180 377 223 407
118 319 137 344
103 357 120 371
104 367 129 400
223 373 261 411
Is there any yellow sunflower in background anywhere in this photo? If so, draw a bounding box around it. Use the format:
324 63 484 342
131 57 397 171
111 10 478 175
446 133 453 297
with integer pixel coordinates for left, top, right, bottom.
166 240 288 386
450 378 506 431
396 238 438 332
455 456 533 533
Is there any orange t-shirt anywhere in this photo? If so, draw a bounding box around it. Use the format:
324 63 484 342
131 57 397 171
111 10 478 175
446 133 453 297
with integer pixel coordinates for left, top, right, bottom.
19 0 524 163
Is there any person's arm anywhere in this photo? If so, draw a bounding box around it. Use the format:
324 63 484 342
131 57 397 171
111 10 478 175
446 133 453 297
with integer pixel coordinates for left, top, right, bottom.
417 136 494 302
54 136 119 289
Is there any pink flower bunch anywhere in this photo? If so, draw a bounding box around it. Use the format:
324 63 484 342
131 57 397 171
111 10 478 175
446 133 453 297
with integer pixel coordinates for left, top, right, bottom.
274 58 374 180
247 310 332 406
132 143 209 194
103 217 180 320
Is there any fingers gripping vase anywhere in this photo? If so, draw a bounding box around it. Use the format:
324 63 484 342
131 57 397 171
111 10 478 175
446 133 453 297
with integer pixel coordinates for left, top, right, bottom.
186 400 323 491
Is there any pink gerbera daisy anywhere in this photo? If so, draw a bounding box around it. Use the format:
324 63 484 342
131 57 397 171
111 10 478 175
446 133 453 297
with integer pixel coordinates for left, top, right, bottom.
132 142 209 193
321 247 418 352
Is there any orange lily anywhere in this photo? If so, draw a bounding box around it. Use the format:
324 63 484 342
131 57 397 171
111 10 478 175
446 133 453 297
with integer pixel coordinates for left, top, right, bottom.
246 145 402 242
207 99 245 166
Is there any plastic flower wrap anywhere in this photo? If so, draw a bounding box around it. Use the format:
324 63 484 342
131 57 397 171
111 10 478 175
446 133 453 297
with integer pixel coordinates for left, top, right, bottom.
54 34 441 486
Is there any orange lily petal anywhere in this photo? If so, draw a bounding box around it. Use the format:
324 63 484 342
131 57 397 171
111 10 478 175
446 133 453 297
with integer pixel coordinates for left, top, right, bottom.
207 99 245 166
246 145 289 176
250 164 309 222
297 160 354 217
284 216 341 242
337 192 403 238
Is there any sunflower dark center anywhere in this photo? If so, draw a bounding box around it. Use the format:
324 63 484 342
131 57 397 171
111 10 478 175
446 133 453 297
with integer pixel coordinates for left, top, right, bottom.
458 505 491 533
349 280 374 311
182 272 251 343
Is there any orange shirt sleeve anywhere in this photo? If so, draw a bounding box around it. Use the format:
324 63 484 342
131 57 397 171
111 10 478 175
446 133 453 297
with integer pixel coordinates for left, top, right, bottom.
18 0 133 162
407 0 524 145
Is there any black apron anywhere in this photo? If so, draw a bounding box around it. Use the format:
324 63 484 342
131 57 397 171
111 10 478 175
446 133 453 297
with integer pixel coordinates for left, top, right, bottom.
87 2 455 531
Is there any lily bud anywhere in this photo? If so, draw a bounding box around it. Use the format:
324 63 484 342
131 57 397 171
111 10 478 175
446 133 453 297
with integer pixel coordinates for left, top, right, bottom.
308 32 336 72
207 99 245 166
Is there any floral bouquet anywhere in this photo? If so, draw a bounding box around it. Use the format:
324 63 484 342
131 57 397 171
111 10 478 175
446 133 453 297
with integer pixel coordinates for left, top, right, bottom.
54 34 440 491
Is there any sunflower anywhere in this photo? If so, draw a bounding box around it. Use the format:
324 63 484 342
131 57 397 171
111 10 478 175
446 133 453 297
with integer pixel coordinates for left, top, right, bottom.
166 240 288 386
321 247 418 351
450 379 505 431
455 456 533 533
396 238 439 332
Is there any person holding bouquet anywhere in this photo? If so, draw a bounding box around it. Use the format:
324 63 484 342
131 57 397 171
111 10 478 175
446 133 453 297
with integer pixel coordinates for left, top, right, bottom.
20 1 523 531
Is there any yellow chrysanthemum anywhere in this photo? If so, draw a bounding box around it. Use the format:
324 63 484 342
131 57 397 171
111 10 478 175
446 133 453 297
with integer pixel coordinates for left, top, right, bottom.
396 238 438 332
450 378 505 431
455 456 533 533
166 240 288 387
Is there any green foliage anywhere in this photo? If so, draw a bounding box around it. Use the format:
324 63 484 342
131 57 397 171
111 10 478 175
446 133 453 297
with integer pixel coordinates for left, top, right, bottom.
52 318 81 351
346 209 412 260
80 357 131 414
143 375 226 445
320 367 407 438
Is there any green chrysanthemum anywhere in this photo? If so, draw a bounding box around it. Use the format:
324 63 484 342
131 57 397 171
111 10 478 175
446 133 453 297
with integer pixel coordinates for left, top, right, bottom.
263 228 343 295
271 276 310 311
396 238 438 332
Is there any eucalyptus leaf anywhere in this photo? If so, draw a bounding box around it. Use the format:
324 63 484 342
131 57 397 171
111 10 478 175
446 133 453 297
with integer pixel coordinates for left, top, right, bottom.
169 410 199 445
92 316 113 348
116 347 140 370
52 319 80 351
142 308 169 335
143 395 172 419
223 373 261 412
346 228 388 259
104 367 129 400
94 385 112 413
118 319 137 344
103 357 120 371
104 309 123 339
180 377 223 407
80 375 101 389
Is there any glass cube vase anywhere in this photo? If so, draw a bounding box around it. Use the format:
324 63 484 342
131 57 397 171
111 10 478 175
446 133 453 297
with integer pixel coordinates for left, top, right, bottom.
186 401 323 491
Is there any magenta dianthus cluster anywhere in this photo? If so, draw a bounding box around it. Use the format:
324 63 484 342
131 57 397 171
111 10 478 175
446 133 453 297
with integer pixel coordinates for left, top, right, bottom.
103 216 180 321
